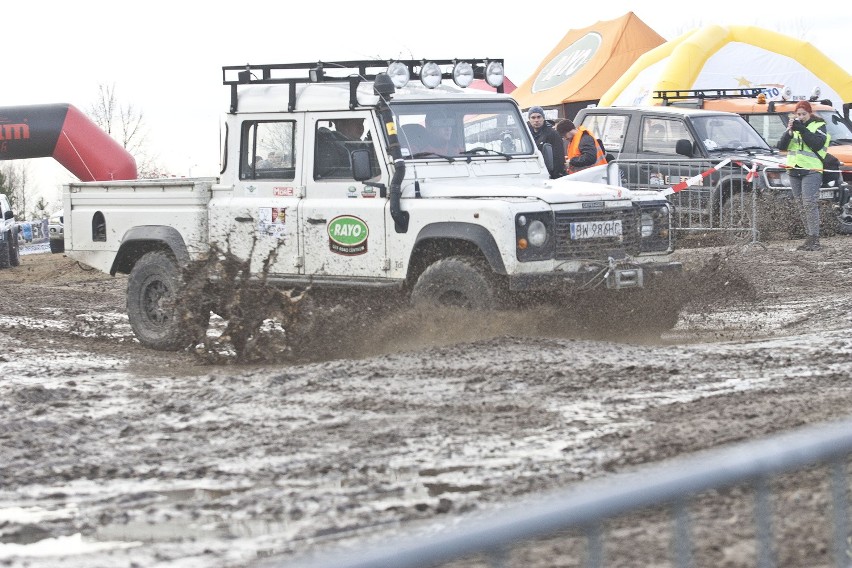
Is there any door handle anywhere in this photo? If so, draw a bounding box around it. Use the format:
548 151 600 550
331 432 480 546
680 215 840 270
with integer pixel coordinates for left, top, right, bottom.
234 216 253 222
307 218 326 225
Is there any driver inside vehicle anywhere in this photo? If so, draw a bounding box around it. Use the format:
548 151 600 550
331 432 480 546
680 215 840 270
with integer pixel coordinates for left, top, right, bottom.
422 112 462 155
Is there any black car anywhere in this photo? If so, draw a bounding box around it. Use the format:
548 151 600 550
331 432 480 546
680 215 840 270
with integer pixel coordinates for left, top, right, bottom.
575 106 777 230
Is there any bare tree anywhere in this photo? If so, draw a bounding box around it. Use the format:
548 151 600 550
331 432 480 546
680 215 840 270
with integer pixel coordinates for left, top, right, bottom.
88 83 166 179
33 196 50 219
0 161 29 218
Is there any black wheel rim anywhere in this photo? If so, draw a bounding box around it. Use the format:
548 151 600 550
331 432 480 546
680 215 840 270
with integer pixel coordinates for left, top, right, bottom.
142 279 172 326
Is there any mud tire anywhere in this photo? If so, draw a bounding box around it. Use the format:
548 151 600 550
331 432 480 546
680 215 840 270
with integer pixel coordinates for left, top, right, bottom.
0 231 11 269
49 238 65 254
8 228 20 267
127 251 209 350
410 256 501 310
834 214 852 235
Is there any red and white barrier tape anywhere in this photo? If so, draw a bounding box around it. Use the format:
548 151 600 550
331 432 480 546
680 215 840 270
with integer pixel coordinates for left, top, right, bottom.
734 160 758 183
661 158 731 196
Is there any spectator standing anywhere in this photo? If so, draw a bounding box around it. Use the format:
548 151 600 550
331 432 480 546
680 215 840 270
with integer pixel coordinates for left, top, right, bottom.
777 100 830 251
526 106 565 179
556 119 608 174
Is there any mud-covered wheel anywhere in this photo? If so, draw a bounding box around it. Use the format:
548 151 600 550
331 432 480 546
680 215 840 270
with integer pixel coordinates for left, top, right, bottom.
0 231 11 269
127 251 209 350
8 228 20 267
834 215 852 235
49 238 65 254
713 183 749 229
410 256 501 309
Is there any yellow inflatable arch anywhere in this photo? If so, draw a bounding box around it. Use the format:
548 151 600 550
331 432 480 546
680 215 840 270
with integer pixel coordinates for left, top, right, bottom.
600 25 852 107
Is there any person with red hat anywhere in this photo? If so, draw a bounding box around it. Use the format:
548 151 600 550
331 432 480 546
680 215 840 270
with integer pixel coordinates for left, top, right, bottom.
777 100 830 251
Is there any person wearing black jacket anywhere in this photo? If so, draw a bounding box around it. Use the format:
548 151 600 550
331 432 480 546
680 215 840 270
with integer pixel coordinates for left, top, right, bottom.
526 106 565 179
777 100 830 251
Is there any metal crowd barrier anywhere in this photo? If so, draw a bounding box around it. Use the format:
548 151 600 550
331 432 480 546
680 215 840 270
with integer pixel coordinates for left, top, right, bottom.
268 417 852 568
610 157 760 243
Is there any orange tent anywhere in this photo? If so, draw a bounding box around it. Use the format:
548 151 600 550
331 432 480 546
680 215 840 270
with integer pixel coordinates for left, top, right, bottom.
512 12 664 120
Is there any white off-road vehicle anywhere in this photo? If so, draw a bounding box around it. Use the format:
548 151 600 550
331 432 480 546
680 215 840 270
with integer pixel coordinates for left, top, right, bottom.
61 59 682 353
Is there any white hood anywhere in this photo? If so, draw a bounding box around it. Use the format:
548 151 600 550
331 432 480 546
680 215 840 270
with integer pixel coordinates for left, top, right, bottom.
401 174 631 205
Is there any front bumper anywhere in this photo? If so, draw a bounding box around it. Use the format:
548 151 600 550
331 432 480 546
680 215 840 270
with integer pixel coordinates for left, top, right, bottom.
508 260 683 292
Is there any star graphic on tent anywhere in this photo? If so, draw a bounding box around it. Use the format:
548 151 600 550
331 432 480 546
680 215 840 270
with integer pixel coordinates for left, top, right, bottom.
735 76 752 87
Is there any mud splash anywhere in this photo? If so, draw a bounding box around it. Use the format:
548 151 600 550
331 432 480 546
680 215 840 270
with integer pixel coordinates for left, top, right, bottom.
177 244 759 366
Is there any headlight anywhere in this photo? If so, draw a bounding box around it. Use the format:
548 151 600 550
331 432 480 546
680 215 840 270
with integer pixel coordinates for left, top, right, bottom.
516 212 553 261
764 169 790 189
527 220 547 247
636 203 672 253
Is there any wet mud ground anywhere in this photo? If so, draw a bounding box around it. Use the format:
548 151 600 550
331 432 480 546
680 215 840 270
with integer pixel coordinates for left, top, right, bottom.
2 235 852 567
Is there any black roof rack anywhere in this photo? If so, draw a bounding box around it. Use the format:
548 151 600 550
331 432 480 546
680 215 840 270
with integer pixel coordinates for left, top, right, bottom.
655 88 764 105
222 58 505 113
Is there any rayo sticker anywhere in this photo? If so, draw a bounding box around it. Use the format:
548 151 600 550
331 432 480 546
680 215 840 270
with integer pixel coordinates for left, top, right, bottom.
327 215 368 256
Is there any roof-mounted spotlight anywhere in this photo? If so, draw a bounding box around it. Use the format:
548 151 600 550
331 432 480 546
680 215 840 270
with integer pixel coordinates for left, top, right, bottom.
810 85 822 101
373 73 396 98
452 61 474 88
387 61 411 89
420 61 443 89
484 60 504 88
780 85 792 101
309 64 324 82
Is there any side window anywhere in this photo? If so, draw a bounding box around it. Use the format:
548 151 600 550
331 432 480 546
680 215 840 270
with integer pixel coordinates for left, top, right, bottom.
581 114 627 153
640 118 691 155
314 118 379 181
240 121 296 181
760 114 789 148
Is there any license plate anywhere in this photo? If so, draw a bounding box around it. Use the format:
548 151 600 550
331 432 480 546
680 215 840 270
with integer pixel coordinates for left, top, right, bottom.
819 189 836 200
570 220 623 240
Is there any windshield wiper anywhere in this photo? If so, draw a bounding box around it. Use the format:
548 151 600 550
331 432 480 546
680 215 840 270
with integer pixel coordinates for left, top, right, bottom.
708 145 772 153
460 147 514 161
410 151 456 162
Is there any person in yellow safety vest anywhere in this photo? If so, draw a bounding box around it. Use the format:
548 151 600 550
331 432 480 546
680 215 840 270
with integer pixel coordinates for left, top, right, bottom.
555 119 607 174
777 100 830 251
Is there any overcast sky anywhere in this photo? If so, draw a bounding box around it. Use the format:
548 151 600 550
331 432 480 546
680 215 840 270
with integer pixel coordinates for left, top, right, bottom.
4 1 851 210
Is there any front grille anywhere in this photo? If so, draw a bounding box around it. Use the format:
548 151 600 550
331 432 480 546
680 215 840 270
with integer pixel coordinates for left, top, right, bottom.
554 209 638 260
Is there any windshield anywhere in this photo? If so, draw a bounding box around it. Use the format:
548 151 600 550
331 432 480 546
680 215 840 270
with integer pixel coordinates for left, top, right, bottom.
692 114 771 151
390 101 534 159
815 111 852 143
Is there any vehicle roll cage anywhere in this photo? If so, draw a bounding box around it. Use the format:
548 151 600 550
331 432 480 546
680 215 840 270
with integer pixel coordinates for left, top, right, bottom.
222 58 505 113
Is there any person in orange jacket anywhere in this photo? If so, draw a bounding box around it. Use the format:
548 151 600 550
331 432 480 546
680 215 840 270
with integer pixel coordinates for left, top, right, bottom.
556 119 607 174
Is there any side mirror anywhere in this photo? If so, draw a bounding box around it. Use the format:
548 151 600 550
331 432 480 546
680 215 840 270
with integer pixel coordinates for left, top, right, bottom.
675 139 694 157
541 143 554 174
3 210 14 221
351 149 373 182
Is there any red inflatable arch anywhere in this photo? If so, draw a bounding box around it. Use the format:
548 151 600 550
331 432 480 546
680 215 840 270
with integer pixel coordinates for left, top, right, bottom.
0 103 137 181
